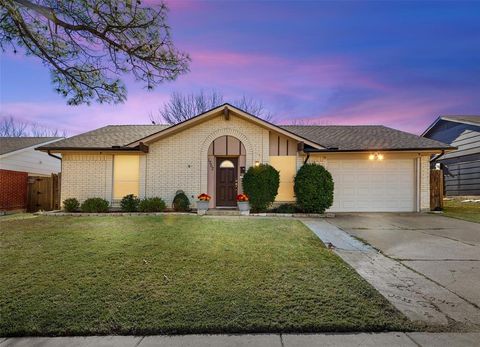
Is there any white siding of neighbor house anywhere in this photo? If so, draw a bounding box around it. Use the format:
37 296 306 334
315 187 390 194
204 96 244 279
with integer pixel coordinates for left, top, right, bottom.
0 146 61 176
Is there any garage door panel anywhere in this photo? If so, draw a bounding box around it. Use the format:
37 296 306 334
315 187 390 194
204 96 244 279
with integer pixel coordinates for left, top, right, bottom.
327 159 415 212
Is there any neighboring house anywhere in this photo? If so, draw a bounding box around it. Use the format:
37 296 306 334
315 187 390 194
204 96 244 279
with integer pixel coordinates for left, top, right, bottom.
37 104 452 212
422 116 480 196
0 137 62 211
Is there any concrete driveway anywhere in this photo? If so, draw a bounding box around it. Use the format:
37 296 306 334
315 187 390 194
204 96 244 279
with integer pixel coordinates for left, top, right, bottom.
327 213 480 308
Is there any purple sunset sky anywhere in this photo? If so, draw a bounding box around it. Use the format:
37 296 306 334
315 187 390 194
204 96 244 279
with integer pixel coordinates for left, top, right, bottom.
1 1 479 135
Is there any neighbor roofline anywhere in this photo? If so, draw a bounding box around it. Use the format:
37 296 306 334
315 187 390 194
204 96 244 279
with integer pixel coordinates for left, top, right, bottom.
422 115 480 137
126 103 326 150
1 137 63 158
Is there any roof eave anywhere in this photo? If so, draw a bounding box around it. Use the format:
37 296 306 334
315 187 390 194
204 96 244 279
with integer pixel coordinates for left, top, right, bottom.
36 146 147 153
303 146 456 153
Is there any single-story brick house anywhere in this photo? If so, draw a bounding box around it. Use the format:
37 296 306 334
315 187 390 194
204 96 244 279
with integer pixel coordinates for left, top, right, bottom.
37 104 452 212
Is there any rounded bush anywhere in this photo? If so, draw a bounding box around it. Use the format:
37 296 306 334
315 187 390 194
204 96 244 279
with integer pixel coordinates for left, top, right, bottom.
63 198 80 212
139 197 166 212
294 163 334 213
173 191 190 212
120 194 140 212
242 164 280 212
80 198 109 213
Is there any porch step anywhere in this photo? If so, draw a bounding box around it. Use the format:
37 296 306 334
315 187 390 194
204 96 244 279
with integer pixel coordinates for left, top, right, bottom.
205 209 239 216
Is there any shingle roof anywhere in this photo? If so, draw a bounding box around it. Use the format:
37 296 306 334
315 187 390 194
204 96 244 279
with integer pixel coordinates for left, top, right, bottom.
441 115 480 126
38 125 170 149
280 125 452 151
0 137 62 155
38 123 451 152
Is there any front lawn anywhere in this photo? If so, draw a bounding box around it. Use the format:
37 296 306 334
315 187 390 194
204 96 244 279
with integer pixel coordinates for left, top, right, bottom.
443 199 480 223
0 215 412 336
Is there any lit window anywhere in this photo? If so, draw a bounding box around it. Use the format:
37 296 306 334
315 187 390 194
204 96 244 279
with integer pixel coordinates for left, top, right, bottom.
113 155 140 199
219 160 235 168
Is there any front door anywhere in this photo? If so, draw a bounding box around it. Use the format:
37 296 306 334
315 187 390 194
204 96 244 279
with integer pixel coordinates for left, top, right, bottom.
216 157 238 207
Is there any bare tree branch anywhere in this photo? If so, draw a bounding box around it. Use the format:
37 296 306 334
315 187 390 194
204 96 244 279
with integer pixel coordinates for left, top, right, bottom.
0 115 67 137
150 90 275 125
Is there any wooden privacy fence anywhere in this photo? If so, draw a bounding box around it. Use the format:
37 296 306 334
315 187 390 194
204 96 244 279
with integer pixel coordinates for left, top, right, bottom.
430 169 444 211
27 173 60 212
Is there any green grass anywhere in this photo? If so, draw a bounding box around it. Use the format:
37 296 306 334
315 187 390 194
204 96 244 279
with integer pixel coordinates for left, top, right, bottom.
0 215 412 336
443 199 480 223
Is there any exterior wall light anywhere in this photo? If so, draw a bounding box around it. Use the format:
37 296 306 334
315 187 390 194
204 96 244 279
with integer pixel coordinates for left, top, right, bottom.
369 153 384 160
254 161 260 167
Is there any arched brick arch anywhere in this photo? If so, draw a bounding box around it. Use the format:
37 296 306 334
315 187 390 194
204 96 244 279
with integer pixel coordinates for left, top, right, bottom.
199 128 254 195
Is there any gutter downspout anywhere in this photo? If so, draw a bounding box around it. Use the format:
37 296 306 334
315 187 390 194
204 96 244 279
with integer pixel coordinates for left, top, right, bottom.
303 153 310 164
47 150 61 161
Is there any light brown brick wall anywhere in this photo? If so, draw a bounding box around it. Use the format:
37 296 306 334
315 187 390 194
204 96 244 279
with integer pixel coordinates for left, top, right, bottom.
61 154 113 204
420 155 430 211
144 115 269 207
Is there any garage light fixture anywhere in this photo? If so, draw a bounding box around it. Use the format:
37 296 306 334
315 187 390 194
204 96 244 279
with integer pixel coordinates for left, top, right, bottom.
369 153 384 161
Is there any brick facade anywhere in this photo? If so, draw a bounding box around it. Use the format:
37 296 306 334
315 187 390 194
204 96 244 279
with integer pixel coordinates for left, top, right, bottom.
59 114 434 212
145 115 269 207
0 169 28 211
61 154 113 203
420 155 431 211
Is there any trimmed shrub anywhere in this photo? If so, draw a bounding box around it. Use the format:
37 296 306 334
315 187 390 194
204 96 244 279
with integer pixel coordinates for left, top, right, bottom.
80 198 109 213
63 198 79 212
138 197 166 212
120 194 140 212
274 203 297 214
173 191 190 212
242 164 280 212
294 163 334 213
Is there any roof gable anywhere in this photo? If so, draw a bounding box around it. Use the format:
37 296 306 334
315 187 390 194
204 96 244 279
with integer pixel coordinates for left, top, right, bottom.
126 104 325 149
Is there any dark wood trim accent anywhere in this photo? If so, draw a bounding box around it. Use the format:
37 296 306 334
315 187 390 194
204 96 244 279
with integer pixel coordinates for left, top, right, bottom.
286 140 289 155
277 136 280 155
139 142 149 153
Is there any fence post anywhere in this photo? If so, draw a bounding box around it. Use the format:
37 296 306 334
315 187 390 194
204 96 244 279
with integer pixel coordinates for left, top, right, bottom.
430 169 444 211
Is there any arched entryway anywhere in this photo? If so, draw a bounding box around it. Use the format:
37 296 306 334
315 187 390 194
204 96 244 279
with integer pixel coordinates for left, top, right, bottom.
207 136 246 207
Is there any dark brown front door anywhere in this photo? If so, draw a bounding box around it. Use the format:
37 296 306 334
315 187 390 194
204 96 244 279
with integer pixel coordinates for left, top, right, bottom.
216 157 238 207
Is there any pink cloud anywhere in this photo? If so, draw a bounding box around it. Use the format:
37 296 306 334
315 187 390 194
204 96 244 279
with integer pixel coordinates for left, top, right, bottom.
1 92 171 135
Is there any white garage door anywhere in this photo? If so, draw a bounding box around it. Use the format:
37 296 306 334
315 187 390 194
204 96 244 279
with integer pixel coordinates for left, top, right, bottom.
326 159 416 212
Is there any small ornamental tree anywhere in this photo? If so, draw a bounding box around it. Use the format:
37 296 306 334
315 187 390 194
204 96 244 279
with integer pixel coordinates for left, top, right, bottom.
294 163 334 213
242 163 280 212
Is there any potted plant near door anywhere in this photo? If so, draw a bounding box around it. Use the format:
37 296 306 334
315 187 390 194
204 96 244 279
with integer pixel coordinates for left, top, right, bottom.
236 194 250 215
196 193 211 215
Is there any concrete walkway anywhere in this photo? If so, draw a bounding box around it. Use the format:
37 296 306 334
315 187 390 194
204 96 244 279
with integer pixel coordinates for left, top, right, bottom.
2 332 480 347
301 219 480 329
